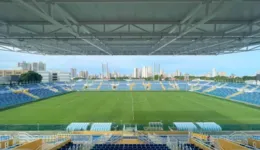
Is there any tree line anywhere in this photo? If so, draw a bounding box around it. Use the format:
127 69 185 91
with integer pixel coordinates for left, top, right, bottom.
19 71 42 84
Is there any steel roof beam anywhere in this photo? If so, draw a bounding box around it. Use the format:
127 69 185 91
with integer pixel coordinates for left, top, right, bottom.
55 4 112 54
180 18 260 54
151 2 204 49
1 0 259 3
0 20 38 34
2 32 260 38
14 0 112 55
3 20 253 25
149 0 225 55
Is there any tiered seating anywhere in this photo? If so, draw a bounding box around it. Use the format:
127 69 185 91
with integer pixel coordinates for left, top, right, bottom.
199 81 209 84
0 83 72 109
173 122 197 131
207 88 237 97
0 86 10 93
132 82 144 91
58 142 82 150
88 82 101 90
252 136 260 140
138 136 152 144
53 85 67 93
246 84 257 90
232 92 260 105
100 82 111 91
196 85 211 92
106 135 122 143
162 82 172 90
225 83 245 88
90 123 112 131
10 85 20 90
196 122 222 131
176 81 189 90
150 82 162 90
91 144 171 150
117 82 129 91
178 142 201 150
0 135 11 141
29 88 57 98
0 92 34 109
21 84 40 89
208 82 217 86
66 122 89 131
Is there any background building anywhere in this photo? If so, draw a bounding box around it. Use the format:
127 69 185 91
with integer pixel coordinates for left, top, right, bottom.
212 68 217 77
38 62 46 71
0 70 28 77
18 61 31 70
141 66 153 78
218 72 227 76
102 63 109 79
174 70 182 76
133 68 138 78
37 71 71 82
153 63 160 76
37 71 51 82
79 71 88 78
71 68 77 78
18 61 46 71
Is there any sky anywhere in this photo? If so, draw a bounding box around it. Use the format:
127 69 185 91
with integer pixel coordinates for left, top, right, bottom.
0 50 260 76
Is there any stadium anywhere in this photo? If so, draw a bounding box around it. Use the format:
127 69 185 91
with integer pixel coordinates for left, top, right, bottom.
0 0 260 150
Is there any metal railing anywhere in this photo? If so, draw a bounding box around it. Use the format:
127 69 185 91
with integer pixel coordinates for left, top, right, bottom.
0 123 260 131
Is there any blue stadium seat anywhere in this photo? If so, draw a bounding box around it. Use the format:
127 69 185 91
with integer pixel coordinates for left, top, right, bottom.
91 144 171 150
0 83 70 109
207 88 237 98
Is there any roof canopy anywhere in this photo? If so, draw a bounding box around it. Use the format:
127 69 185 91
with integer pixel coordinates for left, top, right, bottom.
0 0 260 55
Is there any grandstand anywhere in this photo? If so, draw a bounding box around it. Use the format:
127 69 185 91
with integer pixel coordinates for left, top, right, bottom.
1 0 260 149
1 80 260 149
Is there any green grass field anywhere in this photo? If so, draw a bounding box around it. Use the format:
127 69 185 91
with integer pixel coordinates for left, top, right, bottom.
0 91 260 125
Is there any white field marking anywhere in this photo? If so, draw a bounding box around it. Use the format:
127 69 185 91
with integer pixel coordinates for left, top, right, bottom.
130 92 135 120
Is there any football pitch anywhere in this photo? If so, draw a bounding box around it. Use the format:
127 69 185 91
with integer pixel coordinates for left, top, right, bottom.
0 91 260 125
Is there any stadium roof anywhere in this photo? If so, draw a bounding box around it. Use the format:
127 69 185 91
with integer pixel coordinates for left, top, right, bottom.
0 0 260 55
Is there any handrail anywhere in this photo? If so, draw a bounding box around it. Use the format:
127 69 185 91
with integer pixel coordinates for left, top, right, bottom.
191 137 218 150
223 138 255 149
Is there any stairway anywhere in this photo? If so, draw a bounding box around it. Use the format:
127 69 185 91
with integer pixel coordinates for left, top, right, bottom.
39 84 59 93
61 87 72 92
47 87 59 93
173 81 180 90
203 83 223 93
129 83 135 91
23 90 39 99
7 87 16 93
142 82 151 90
226 91 244 99
97 82 103 90
191 85 201 91
250 85 259 92
241 84 249 90
160 82 166 91
203 86 217 93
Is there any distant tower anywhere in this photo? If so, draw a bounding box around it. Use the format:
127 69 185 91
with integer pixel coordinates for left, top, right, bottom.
71 68 77 78
102 63 109 79
153 63 160 79
212 68 217 77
